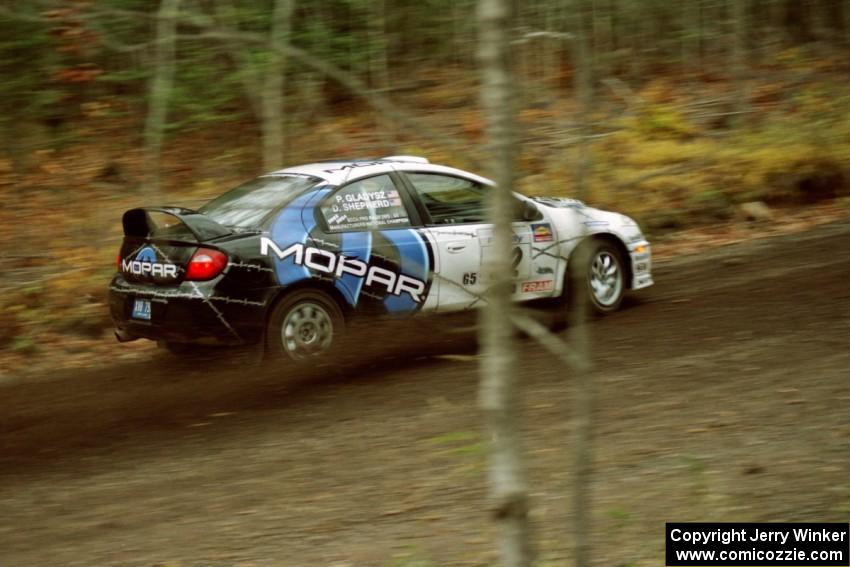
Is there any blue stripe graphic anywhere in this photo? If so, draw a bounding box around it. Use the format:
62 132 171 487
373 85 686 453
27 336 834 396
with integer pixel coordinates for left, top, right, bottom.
336 231 372 306
301 187 330 236
380 229 429 313
268 191 429 313
269 187 330 286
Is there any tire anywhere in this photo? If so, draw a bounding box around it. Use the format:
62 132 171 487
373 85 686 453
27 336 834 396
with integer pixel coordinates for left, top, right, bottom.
266 290 344 362
569 240 626 315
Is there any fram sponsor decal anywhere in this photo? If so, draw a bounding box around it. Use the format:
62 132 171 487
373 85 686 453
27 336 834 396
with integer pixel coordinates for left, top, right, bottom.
521 279 554 293
121 246 179 278
261 237 426 303
531 223 554 242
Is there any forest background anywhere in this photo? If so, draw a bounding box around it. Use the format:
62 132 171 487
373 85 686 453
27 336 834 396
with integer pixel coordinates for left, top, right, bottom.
0 0 849 375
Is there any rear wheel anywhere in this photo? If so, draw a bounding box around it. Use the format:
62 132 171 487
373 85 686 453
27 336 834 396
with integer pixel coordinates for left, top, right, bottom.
266 290 344 362
569 240 626 315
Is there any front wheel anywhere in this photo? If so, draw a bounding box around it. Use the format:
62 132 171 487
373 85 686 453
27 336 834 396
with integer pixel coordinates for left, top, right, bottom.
570 241 626 315
266 290 344 362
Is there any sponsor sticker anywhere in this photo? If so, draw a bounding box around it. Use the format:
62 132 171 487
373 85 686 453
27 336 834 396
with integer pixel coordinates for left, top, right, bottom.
531 223 554 242
521 279 554 293
323 180 410 230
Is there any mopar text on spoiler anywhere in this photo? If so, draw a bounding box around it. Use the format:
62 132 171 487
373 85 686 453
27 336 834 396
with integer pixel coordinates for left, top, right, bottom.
122 246 180 279
122 259 179 278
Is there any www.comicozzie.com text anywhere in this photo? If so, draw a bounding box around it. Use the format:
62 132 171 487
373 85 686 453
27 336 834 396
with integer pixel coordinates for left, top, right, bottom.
670 526 847 546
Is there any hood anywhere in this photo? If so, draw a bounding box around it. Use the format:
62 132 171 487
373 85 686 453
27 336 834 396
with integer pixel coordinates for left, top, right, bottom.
533 196 646 243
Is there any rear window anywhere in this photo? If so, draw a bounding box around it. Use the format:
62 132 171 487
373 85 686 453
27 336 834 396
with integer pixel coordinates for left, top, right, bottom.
199 175 320 228
146 211 196 239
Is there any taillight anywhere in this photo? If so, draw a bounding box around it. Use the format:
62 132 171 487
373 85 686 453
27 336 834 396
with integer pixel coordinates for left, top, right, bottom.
185 248 228 281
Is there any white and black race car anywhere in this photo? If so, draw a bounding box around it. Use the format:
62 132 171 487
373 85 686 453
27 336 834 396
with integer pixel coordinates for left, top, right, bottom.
109 156 653 360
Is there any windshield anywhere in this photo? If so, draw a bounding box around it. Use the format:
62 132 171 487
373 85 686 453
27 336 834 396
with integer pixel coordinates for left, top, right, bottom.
199 175 320 228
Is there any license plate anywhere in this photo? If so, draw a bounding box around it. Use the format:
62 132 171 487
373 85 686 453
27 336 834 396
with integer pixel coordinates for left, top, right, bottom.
132 298 152 320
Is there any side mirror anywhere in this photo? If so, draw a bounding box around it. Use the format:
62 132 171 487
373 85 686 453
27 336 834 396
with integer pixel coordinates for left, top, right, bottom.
521 199 539 221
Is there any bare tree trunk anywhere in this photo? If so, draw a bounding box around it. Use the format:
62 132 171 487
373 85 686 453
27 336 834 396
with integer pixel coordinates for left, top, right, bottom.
151 8 465 156
731 0 749 129
477 0 533 566
571 0 593 200
569 3 595 566
591 0 611 80
628 0 642 83
682 0 701 81
568 245 593 567
212 0 263 120
784 0 814 43
142 0 181 199
369 0 390 91
542 1 560 93
369 0 396 147
262 0 294 171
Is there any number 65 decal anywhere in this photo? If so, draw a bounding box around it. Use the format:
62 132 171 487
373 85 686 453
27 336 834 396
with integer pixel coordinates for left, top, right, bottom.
470 247 522 285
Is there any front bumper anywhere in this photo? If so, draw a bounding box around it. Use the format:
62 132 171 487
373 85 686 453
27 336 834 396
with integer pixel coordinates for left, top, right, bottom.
629 240 654 290
108 275 271 345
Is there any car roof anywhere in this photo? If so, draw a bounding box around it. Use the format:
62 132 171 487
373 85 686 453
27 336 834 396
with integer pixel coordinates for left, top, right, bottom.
267 157 494 187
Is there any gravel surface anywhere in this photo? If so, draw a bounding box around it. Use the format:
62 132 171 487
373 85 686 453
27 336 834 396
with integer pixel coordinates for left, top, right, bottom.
1 219 849 566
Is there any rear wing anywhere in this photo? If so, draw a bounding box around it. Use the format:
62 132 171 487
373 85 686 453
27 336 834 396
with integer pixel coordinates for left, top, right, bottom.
122 207 232 242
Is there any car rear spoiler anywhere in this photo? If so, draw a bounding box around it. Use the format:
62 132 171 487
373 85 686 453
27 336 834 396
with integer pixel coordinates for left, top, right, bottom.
122 207 232 242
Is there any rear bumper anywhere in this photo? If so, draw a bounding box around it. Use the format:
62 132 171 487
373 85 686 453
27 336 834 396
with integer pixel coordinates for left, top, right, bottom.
108 275 271 345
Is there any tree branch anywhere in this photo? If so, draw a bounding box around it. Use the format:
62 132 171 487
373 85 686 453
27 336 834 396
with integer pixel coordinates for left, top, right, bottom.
510 312 589 372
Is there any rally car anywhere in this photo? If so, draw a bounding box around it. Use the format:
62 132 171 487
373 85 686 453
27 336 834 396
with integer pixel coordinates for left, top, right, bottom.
109 156 653 360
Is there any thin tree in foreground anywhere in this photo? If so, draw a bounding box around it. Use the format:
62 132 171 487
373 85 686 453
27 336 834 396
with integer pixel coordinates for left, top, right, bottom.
142 0 181 199
731 0 749 128
569 4 595 566
477 0 533 565
261 0 294 171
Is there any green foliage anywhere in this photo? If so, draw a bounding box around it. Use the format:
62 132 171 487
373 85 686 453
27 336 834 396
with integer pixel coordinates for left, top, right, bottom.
386 555 439 567
632 104 698 140
168 45 247 129
430 430 479 444
0 9 60 147
575 72 850 233
0 0 849 368
606 507 632 522
430 430 486 457
10 335 38 354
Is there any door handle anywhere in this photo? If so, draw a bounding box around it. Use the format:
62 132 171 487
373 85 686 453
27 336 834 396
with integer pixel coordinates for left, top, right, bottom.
446 243 466 253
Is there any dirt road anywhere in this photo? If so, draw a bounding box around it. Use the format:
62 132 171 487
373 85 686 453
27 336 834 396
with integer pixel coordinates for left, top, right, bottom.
2 219 850 567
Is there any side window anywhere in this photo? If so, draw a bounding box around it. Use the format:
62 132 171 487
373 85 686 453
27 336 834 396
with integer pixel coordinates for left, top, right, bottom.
406 173 488 225
320 174 411 232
